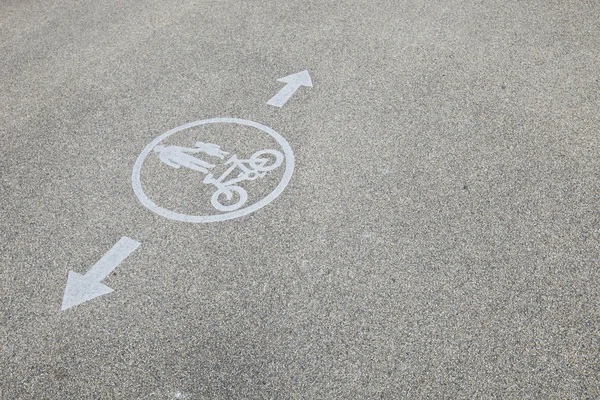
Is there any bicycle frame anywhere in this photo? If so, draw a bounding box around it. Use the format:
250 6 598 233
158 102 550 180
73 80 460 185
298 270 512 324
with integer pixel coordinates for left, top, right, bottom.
202 155 265 190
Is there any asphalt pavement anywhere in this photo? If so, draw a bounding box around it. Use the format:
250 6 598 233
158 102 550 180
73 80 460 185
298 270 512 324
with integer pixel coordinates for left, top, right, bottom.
1 0 599 398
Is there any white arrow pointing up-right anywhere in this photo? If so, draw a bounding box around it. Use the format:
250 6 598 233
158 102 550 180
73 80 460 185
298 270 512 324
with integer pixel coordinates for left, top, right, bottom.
267 70 313 107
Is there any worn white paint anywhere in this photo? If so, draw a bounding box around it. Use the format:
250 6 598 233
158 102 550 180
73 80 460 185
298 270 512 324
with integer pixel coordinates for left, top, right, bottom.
132 118 295 223
61 237 141 310
267 70 312 107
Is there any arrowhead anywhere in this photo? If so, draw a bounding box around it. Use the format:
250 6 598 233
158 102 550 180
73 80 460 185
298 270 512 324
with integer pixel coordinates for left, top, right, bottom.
61 271 114 311
277 70 312 87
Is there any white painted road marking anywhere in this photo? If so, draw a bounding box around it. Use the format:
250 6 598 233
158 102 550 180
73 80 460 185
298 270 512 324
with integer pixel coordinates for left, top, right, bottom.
132 118 295 223
61 237 141 311
153 143 284 212
267 70 312 107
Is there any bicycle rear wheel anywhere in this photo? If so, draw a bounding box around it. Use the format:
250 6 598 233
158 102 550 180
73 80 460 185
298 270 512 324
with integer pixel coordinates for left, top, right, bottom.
211 186 248 212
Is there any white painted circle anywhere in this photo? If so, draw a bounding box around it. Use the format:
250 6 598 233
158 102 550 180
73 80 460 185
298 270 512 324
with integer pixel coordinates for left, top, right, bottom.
132 118 295 223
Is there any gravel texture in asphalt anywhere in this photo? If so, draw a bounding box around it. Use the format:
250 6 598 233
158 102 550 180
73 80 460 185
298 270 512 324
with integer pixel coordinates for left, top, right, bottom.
1 0 599 398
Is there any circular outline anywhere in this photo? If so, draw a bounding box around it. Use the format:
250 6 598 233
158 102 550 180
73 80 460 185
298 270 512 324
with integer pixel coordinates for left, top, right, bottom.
132 118 295 223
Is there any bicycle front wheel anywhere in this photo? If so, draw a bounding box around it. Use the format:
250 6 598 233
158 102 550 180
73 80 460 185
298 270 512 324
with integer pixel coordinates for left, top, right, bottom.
249 150 283 172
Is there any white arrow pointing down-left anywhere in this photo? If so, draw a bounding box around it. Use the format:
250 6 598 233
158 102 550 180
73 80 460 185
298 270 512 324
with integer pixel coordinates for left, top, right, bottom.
61 237 141 311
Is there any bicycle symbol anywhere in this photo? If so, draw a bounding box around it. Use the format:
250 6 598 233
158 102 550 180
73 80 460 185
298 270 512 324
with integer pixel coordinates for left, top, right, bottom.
203 150 283 211
152 142 283 212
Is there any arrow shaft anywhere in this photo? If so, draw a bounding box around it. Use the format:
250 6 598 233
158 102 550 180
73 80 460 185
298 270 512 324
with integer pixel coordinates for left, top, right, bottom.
85 237 140 281
267 83 300 107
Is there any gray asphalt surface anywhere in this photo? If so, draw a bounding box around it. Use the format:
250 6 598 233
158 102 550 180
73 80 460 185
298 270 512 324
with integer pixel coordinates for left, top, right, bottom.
1 0 599 398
